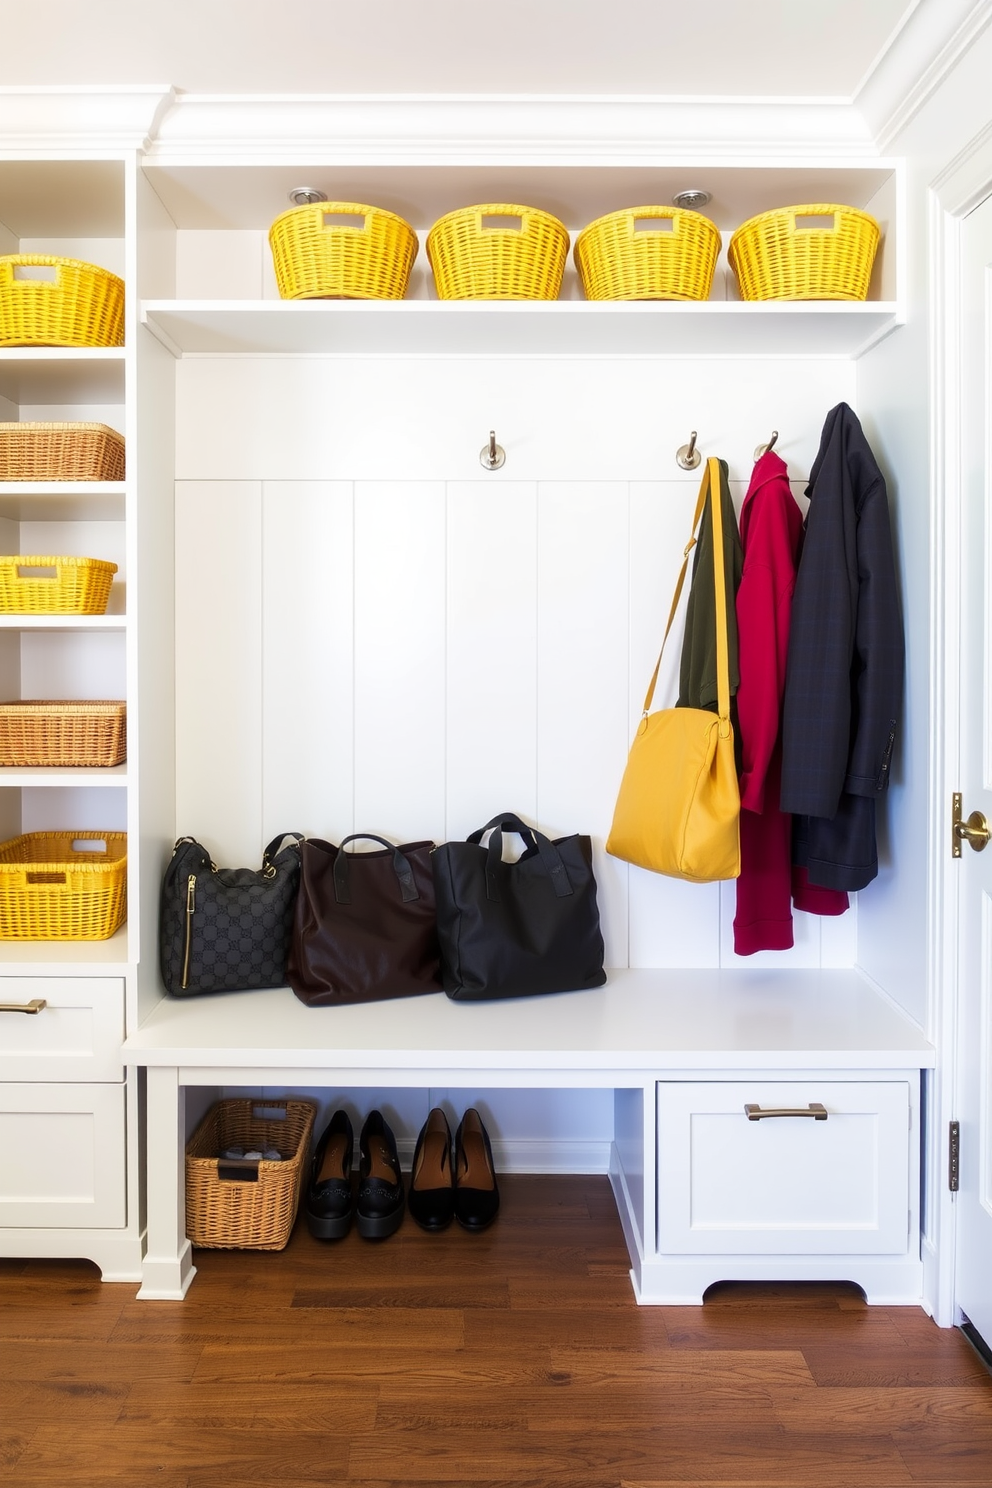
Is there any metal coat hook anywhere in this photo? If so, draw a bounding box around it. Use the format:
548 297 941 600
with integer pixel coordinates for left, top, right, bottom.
480 430 506 470
754 429 779 461
676 430 701 470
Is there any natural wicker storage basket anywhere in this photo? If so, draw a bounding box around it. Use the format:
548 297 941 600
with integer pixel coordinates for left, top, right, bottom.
0 830 127 940
185 1099 317 1251
728 203 881 301
427 203 570 300
0 555 117 615
574 206 722 301
0 701 126 768
268 202 418 300
0 256 124 347
0 423 125 482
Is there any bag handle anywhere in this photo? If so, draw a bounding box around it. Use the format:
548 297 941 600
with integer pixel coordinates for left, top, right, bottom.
470 814 574 901
332 834 420 904
641 456 731 734
708 457 732 735
261 832 304 873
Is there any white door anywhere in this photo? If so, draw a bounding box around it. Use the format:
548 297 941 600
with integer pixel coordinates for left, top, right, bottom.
956 190 992 1346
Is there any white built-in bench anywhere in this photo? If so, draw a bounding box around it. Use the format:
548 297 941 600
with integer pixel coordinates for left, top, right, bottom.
124 967 935 1303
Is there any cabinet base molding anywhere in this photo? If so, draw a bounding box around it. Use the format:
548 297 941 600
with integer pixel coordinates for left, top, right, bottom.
625 1253 927 1307
135 1237 196 1301
0 1226 143 1283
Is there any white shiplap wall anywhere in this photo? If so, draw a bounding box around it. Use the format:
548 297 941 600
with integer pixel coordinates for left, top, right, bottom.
174 352 859 974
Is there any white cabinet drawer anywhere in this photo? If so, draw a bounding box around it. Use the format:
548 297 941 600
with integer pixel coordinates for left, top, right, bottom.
0 1083 126 1228
657 1081 910 1257
0 978 124 1082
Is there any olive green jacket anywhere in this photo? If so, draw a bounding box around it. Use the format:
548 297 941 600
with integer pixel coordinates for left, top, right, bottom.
676 457 743 713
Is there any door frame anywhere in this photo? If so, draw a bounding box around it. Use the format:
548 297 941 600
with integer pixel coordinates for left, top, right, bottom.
929 122 992 1328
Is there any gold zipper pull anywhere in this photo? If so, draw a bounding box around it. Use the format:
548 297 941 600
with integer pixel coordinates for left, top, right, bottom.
181 874 196 989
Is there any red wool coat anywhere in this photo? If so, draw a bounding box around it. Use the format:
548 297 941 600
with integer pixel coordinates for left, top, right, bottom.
734 450 847 956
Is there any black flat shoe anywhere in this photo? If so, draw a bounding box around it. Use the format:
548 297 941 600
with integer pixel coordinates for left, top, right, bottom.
306 1109 354 1240
356 1110 405 1239
454 1108 499 1231
408 1107 454 1231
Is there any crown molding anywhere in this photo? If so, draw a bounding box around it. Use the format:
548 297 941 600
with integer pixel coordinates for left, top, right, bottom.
855 0 992 150
0 84 176 154
144 92 875 166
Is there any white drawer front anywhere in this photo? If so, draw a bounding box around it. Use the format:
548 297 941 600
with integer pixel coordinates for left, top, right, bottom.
0 1083 126 1228
657 1081 910 1257
0 978 124 1083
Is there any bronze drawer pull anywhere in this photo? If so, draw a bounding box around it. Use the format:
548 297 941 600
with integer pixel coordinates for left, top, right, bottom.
0 997 47 1014
744 1102 828 1120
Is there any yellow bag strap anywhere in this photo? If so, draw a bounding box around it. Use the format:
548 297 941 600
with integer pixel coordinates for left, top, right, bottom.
641 456 731 735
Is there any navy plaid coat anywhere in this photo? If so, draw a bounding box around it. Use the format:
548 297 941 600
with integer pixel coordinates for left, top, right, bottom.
779 403 904 892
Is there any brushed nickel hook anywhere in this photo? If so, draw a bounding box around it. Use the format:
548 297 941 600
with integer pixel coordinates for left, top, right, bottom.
676 431 701 470
754 429 779 460
480 430 506 470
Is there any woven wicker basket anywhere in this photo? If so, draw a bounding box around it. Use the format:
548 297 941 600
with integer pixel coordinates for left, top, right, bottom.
427 203 570 300
574 206 722 301
186 1099 317 1251
0 701 126 768
0 831 127 940
0 256 124 347
269 202 418 300
728 203 881 301
0 556 117 615
0 423 125 482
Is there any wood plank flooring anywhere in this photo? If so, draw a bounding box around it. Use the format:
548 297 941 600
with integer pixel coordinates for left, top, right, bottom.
1 1175 990 1487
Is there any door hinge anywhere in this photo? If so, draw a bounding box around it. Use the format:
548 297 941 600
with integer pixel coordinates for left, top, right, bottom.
949 1120 960 1192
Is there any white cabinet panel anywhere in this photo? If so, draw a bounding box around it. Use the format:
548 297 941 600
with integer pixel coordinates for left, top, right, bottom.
657 1080 910 1255
0 978 123 1082
0 1082 126 1228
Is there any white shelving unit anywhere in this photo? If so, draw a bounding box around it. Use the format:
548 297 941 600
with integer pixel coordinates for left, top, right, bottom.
0 154 144 1281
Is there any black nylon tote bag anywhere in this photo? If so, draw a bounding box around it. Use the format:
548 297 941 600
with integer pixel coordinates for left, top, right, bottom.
431 812 607 1001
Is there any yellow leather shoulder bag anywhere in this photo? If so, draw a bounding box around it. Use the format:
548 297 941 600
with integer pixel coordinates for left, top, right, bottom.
606 456 741 882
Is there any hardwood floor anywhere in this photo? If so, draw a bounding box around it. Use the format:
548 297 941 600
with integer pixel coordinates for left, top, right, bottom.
1 1175 990 1487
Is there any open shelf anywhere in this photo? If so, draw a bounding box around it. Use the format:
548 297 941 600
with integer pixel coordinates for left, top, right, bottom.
0 484 126 521
142 297 903 360
0 616 125 631
0 923 128 969
0 350 125 405
0 763 127 786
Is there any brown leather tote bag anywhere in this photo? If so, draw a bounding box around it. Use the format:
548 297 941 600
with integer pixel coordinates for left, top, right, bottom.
286 834 443 1007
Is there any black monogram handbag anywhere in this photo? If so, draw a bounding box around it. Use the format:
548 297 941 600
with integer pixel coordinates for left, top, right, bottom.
159 833 304 996
431 812 607 1001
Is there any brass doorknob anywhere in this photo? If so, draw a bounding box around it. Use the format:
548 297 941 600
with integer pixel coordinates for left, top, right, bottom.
955 810 991 851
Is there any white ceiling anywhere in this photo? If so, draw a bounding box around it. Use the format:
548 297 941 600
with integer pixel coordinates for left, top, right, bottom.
0 0 920 99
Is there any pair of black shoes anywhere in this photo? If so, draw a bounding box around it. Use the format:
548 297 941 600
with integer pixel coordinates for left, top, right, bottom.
306 1109 404 1241
408 1107 500 1233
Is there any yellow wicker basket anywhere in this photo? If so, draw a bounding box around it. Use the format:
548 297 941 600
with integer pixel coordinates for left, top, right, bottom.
0 256 124 347
268 202 418 300
0 701 126 767
0 831 127 940
427 203 570 300
0 556 117 615
574 206 722 301
0 423 125 482
728 203 881 301
186 1099 317 1251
